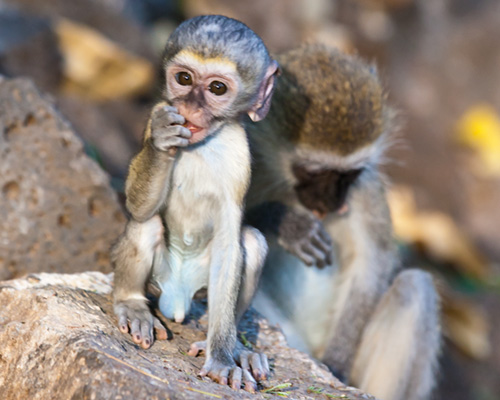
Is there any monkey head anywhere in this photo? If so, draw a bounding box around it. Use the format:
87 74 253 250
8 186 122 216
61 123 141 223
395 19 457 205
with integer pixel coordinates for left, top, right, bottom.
161 15 279 144
249 44 394 218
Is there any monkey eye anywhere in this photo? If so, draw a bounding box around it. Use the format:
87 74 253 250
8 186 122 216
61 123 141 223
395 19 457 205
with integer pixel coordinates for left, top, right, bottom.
175 72 192 86
209 81 227 96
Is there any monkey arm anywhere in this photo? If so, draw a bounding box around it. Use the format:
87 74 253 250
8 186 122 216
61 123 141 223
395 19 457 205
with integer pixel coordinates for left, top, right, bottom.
321 178 399 379
125 141 175 222
245 201 332 268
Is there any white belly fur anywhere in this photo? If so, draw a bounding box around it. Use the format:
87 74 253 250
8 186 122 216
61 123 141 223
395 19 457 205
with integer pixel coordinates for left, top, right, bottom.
152 123 250 322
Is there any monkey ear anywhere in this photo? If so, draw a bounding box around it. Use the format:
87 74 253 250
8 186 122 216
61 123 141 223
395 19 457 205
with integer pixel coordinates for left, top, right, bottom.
248 60 280 122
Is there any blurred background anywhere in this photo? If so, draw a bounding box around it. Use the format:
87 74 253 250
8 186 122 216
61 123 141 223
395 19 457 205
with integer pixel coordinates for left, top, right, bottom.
1 0 499 398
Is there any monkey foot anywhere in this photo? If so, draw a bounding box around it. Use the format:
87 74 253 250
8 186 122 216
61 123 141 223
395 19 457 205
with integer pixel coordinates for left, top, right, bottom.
200 358 257 393
188 340 269 392
114 299 168 349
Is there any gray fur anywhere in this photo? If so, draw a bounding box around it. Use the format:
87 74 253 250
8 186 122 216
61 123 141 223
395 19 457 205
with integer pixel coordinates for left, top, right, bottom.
245 44 441 400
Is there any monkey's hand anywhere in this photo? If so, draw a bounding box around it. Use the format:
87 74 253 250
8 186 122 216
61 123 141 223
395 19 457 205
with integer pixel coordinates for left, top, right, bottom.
188 340 269 392
114 299 168 349
278 209 333 268
149 104 192 154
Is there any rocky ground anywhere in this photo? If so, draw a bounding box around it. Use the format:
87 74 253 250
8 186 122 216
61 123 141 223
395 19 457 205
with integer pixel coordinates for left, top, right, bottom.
0 271 375 400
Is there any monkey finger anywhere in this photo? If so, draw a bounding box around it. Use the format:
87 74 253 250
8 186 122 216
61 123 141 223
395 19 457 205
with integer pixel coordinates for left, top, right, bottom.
302 242 326 268
318 226 332 245
188 341 207 357
295 247 316 266
165 111 185 126
229 367 242 390
153 104 177 117
140 321 153 349
311 232 331 254
153 317 168 340
242 369 257 393
130 319 142 344
325 249 333 266
174 126 192 139
155 136 190 152
162 105 178 113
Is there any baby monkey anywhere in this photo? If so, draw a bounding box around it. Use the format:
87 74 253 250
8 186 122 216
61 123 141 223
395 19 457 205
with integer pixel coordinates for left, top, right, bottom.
111 15 278 391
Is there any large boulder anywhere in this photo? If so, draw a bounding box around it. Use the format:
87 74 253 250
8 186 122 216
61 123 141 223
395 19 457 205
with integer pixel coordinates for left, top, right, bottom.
0 271 376 399
0 77 126 280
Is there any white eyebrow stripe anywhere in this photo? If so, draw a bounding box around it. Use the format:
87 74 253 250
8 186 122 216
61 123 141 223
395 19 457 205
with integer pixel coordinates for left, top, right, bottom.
172 50 238 77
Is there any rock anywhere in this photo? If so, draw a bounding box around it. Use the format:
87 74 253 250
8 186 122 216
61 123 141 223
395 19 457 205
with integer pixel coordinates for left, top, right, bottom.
0 77 126 280
0 11 63 92
0 271 377 400
56 95 144 178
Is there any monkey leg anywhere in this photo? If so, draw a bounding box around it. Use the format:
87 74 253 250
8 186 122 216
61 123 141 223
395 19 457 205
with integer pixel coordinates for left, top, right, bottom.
236 226 269 320
349 269 440 400
188 226 269 391
111 216 168 349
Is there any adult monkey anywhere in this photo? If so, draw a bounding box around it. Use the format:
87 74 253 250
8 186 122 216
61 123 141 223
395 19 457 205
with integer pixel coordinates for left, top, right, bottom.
112 15 278 391
245 44 440 400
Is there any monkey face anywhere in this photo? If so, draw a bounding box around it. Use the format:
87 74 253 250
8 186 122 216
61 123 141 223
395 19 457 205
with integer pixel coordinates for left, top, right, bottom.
165 50 242 144
292 164 362 217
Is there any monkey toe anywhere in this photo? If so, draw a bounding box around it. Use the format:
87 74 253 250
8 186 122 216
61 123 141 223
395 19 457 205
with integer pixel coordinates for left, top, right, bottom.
140 322 153 349
153 318 168 340
250 352 268 381
229 367 242 390
259 353 270 379
203 366 230 386
188 341 207 357
118 315 129 333
242 369 257 393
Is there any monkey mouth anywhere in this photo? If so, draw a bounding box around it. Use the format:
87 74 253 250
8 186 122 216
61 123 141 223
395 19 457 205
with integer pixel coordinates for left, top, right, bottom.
183 121 207 144
183 121 203 134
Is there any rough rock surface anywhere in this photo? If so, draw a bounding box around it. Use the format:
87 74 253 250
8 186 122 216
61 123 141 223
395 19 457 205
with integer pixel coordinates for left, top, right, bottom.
0 77 126 280
0 272 377 400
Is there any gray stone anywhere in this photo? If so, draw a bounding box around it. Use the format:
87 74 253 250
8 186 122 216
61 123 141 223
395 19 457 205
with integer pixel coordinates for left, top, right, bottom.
0 77 126 280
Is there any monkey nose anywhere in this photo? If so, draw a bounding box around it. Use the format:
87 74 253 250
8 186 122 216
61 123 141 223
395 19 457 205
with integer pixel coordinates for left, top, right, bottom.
312 210 328 220
337 203 349 216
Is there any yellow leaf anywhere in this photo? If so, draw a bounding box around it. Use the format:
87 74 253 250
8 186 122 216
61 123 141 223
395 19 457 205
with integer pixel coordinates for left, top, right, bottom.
456 104 500 176
439 282 491 360
55 19 154 101
388 186 489 280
